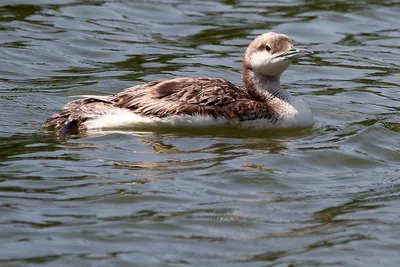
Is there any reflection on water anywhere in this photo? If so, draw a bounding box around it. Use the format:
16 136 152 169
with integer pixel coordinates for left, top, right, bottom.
1 0 400 266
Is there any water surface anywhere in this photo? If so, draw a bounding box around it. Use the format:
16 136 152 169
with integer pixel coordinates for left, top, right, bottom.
1 0 400 266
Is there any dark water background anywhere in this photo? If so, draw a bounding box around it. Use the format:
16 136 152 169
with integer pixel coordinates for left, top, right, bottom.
1 0 399 266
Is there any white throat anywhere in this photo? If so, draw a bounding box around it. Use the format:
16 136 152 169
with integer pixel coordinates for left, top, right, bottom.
254 73 293 102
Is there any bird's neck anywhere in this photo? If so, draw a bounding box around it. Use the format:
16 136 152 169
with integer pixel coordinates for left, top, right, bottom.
242 69 292 103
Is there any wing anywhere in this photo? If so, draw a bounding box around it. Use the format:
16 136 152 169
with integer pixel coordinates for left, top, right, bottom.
111 77 253 118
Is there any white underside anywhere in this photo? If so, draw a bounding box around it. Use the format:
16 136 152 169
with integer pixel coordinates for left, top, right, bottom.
83 97 313 130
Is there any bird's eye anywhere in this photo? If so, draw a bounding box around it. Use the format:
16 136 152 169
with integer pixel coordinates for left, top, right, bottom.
265 45 271 52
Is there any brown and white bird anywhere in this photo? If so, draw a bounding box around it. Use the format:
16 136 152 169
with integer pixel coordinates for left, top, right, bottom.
43 32 314 134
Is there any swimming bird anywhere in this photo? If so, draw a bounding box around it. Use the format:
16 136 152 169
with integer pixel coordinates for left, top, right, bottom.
43 32 314 134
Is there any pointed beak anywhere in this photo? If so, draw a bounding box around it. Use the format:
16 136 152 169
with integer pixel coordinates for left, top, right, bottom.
278 47 313 61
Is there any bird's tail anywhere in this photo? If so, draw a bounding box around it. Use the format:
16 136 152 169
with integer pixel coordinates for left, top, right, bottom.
42 109 78 134
42 96 115 135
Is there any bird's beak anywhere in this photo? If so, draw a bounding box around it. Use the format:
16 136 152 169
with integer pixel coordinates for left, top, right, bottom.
278 47 313 61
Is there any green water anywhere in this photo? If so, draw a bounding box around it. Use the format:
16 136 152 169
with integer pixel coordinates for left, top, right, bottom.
1 0 399 266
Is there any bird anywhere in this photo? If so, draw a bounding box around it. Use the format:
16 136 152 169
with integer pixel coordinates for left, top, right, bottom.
43 32 314 134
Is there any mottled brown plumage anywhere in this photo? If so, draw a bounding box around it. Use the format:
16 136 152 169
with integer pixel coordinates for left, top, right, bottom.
43 77 278 130
43 32 313 133
112 77 278 121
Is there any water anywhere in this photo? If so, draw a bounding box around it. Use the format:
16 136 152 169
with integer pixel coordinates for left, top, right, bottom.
1 0 399 266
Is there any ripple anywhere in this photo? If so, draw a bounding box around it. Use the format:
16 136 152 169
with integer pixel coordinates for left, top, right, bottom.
1 0 400 266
